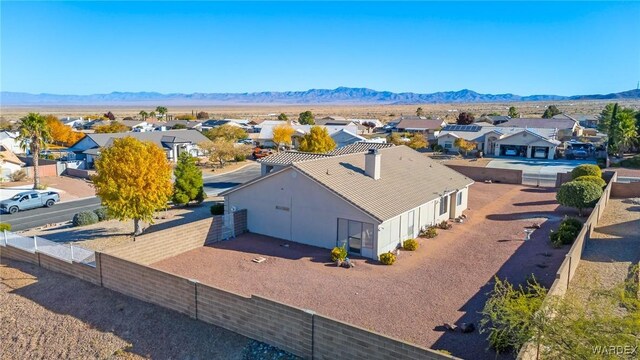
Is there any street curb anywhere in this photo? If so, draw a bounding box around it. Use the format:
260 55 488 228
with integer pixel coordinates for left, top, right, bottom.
58 196 99 204
202 162 259 178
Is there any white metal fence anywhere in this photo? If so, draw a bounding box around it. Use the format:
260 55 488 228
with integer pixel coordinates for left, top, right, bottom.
522 172 558 187
1 230 96 267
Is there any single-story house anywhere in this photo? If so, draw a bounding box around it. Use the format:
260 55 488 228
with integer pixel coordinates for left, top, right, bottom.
68 129 210 168
393 117 447 141
258 142 394 176
0 145 25 181
60 117 86 129
0 131 22 154
154 120 204 131
222 145 473 260
200 119 251 131
437 124 561 159
256 123 360 148
475 115 511 125
497 117 581 139
553 114 599 129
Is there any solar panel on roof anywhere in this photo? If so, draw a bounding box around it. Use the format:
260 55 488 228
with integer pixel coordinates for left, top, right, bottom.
442 124 481 132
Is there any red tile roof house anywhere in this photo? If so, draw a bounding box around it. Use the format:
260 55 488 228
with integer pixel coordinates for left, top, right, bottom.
222 145 473 260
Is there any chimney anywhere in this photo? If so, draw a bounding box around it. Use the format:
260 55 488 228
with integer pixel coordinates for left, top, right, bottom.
365 148 381 180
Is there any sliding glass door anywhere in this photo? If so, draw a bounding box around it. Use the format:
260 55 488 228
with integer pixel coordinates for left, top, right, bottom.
337 218 374 256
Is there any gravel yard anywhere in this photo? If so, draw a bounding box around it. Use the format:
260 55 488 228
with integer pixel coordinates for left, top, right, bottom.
152 182 573 359
567 197 640 300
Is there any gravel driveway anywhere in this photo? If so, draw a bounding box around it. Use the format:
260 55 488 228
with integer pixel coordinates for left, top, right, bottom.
152 182 573 359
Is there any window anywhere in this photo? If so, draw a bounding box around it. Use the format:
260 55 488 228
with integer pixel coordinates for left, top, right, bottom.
457 191 463 206
444 141 452 149
362 223 374 249
407 210 415 236
30 193 39 199
337 218 374 252
439 195 448 215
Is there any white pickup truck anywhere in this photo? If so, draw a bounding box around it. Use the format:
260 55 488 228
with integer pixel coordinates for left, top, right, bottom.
0 190 60 214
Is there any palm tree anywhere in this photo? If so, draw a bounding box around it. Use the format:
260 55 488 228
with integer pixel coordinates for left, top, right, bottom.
155 106 167 121
18 113 52 189
149 111 156 119
615 111 638 157
139 110 148 121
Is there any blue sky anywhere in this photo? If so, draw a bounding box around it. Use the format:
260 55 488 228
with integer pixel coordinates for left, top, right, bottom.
1 1 639 96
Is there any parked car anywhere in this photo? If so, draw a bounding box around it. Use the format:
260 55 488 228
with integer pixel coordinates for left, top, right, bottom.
0 191 60 214
505 148 517 156
252 148 273 159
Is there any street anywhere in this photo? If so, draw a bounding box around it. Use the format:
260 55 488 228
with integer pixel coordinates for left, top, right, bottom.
3 163 262 231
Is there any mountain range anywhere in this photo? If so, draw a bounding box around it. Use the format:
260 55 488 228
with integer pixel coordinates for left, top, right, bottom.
1 87 639 106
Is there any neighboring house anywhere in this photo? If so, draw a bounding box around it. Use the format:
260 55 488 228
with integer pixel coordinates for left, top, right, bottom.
60 117 85 129
497 117 581 139
553 114 599 129
437 124 560 159
155 120 204 131
393 117 447 141
223 145 473 260
0 145 25 181
68 129 209 168
0 131 22 154
476 115 511 125
258 142 394 175
121 120 154 132
257 123 359 148
200 119 250 131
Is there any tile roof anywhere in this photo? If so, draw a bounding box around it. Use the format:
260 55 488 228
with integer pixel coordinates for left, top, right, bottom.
0 146 24 165
497 118 577 130
293 146 473 221
83 130 209 148
258 142 394 166
233 145 473 222
326 141 394 155
395 119 445 130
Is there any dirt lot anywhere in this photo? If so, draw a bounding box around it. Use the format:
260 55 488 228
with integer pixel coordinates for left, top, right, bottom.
0 259 253 360
568 197 640 300
152 182 574 359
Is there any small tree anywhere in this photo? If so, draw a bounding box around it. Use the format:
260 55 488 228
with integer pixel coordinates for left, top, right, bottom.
570 164 602 179
273 123 295 150
508 106 519 118
542 105 561 119
556 181 603 216
173 152 204 206
387 132 405 145
203 138 237 167
277 113 288 121
196 111 209 120
172 123 187 129
416 107 425 117
362 121 377 133
94 121 130 133
139 110 148 120
92 137 173 235
204 124 248 141
103 111 116 121
456 112 475 125
17 112 52 189
454 138 476 156
156 106 168 120
407 133 427 150
298 126 336 153
298 111 315 125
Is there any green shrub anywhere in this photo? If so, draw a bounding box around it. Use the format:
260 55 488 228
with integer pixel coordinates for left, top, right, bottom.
437 220 452 230
420 226 438 238
550 217 583 248
573 175 606 188
0 223 11 231
556 181 603 216
403 239 418 251
432 144 444 152
234 154 246 162
72 211 99 227
93 208 111 221
570 164 602 180
379 251 396 265
210 203 224 215
330 245 347 262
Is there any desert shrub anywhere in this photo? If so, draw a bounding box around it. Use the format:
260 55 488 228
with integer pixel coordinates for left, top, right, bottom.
573 175 606 188
479 276 547 354
403 238 418 251
34 183 48 190
550 217 583 248
73 211 99 227
437 220 452 230
556 181 603 216
420 226 438 238
234 153 246 162
330 245 347 262
210 203 224 215
93 208 111 221
379 251 396 265
570 164 601 180
620 154 640 169
0 223 11 231
9 169 28 182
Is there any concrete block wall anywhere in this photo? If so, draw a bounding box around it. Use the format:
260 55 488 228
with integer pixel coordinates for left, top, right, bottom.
38 254 101 286
233 209 248 236
0 245 39 265
444 164 522 184
611 182 640 198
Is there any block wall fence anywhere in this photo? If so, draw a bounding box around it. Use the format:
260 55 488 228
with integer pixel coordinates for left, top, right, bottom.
444 164 523 184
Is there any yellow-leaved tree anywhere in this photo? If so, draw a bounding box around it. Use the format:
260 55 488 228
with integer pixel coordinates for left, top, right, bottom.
272 123 295 150
92 137 173 235
298 126 336 153
454 138 477 156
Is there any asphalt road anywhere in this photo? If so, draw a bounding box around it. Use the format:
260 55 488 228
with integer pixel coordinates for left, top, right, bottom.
2 163 262 232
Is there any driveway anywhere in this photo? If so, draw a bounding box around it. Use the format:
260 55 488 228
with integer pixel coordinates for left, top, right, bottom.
486 157 596 175
202 163 260 196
